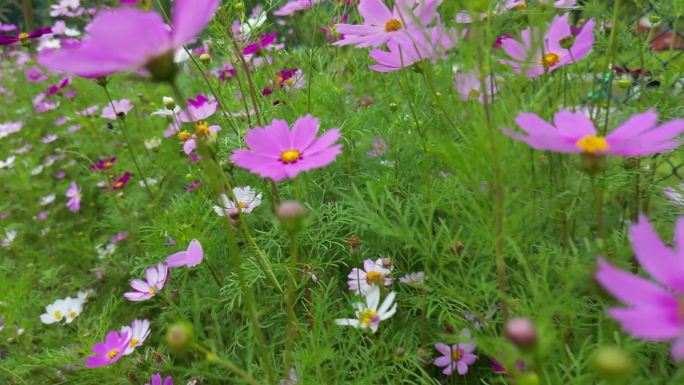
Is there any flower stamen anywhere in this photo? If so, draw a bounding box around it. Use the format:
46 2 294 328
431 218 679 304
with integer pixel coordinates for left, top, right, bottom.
576 135 609 154
280 149 301 164
384 19 402 32
541 52 560 68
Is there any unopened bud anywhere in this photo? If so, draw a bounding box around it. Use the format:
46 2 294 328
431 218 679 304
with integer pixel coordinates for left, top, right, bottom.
277 200 306 233
163 96 176 109
389 102 398 112
166 322 193 351
616 79 632 89
593 346 634 380
518 373 540 385
648 15 661 25
234 2 244 11
505 317 537 351
199 53 211 63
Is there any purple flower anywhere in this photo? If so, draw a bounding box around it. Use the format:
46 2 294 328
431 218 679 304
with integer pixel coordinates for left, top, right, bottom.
90 156 117 171
37 0 218 78
111 232 128 244
26 67 47 82
101 100 134 120
503 109 684 156
367 137 387 157
179 94 218 122
41 134 59 144
84 330 131 367
65 181 81 212
454 70 498 103
434 342 477 375
0 27 52 46
123 263 169 301
146 373 173 385
111 172 132 190
242 32 278 55
369 26 456 72
500 14 595 77
183 179 203 192
399 271 425 285
231 114 342 182
348 258 392 295
596 215 684 361
274 0 317 16
334 0 440 48
166 239 204 268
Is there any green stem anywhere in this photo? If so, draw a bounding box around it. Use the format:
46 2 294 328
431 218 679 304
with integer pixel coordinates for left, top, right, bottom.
601 0 622 135
284 230 300 373
194 343 262 385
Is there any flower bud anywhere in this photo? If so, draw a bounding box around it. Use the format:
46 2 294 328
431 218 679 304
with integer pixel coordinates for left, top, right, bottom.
199 53 212 63
648 15 661 25
163 96 176 110
616 79 632 89
166 322 193 351
517 373 540 385
277 200 306 233
389 102 398 112
504 317 537 351
593 346 634 380
233 2 245 11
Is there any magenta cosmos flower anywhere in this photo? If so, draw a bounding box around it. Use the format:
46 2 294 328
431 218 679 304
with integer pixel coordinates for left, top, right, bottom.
231 115 342 182
85 329 131 367
65 181 81 212
146 374 173 385
596 215 684 360
0 27 52 46
334 0 441 48
434 342 477 375
123 263 168 301
166 239 204 268
500 14 594 77
37 0 218 78
503 109 684 156
369 25 455 72
454 70 498 103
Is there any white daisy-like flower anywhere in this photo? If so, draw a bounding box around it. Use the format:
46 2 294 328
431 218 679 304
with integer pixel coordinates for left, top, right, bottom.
335 286 397 333
347 258 393 295
1 230 16 248
63 297 83 324
399 271 425 285
239 11 267 37
31 165 44 176
144 137 162 150
0 156 16 169
40 193 56 206
213 186 262 217
121 318 151 355
40 299 68 324
151 106 181 117
96 243 116 259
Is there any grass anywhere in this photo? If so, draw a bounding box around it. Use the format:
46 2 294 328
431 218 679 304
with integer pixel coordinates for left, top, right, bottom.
1 0 684 384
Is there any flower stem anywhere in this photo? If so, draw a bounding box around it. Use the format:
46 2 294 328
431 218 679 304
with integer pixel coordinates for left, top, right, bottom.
193 343 262 385
284 230 300 374
601 0 622 135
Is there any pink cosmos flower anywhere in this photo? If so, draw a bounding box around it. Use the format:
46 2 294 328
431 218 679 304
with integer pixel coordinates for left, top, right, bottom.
367 136 387 157
334 0 441 48
242 32 277 55
434 342 478 375
540 0 578 8
166 239 204 268
399 271 425 285
26 67 47 82
146 374 174 385
500 14 594 77
179 94 218 122
37 0 218 78
274 0 319 16
111 232 128 244
348 258 393 295
0 122 22 139
102 99 134 120
503 109 684 156
65 181 81 212
596 215 684 361
0 24 16 32
454 70 498 103
90 156 117 171
84 330 131 367
231 115 342 181
369 25 456 72
123 263 169 301
110 172 132 190
77 105 100 117
0 27 52 46
42 134 59 144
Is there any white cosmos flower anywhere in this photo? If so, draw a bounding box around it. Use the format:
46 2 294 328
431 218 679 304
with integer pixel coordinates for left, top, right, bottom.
40 194 56 206
40 299 68 324
121 318 151 355
335 286 397 333
213 186 262 217
239 11 267 36
63 297 83 324
151 106 181 117
144 137 162 149
1 230 16 248
0 156 15 169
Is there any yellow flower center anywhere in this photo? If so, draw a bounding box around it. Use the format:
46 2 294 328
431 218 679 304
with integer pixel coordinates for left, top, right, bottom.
384 19 402 32
114 181 124 189
515 1 527 9
576 135 609 154
54 311 62 320
129 338 139 347
195 121 210 136
177 130 191 141
18 32 29 40
366 271 384 285
541 52 560 68
451 348 463 361
468 88 480 98
103 161 113 168
284 78 294 87
275 74 284 84
69 311 76 318
106 349 119 359
360 309 378 325
237 201 248 209
147 287 156 294
280 149 301 164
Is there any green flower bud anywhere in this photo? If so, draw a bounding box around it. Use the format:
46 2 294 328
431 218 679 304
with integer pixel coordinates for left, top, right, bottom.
166 322 193 351
593 346 634 381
